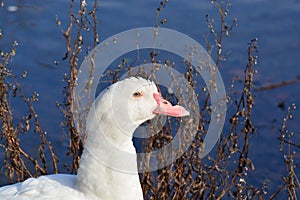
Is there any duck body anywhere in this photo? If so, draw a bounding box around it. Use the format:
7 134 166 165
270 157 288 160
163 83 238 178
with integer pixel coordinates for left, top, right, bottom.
0 77 189 200
0 174 83 200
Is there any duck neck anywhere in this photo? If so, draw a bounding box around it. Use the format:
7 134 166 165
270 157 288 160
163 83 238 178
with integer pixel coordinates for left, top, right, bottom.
76 107 143 199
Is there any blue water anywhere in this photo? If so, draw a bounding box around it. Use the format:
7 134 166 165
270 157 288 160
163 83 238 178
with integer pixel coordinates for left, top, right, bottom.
1 0 300 197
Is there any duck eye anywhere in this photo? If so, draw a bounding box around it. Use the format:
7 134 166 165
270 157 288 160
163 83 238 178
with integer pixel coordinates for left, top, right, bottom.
133 91 143 97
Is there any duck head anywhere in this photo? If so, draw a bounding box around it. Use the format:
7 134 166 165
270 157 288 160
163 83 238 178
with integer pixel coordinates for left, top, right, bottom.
108 77 189 127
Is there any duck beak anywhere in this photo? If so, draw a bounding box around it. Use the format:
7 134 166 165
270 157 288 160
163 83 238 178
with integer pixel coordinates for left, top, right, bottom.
152 93 190 117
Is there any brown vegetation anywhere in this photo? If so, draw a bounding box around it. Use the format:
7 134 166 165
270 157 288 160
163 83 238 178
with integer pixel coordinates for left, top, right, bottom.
0 0 298 199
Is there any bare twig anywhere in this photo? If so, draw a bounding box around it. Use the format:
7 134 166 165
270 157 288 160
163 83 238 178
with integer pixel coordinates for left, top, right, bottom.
255 78 300 92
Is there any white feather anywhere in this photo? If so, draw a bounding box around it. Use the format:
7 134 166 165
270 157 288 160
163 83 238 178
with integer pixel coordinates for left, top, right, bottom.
0 77 157 200
0 77 188 200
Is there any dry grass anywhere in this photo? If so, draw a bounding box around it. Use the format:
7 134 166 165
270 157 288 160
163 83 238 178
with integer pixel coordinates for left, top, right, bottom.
0 0 299 199
0 41 58 183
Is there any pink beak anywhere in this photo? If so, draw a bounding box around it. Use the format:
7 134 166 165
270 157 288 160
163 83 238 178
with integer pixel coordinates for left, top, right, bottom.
152 93 190 117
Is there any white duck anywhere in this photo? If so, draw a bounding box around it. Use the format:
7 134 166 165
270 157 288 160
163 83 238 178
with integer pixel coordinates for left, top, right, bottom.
0 77 189 200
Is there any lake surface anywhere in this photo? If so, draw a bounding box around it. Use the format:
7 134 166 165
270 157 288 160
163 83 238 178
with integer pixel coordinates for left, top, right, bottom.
0 0 300 198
